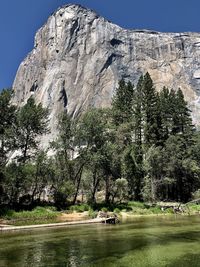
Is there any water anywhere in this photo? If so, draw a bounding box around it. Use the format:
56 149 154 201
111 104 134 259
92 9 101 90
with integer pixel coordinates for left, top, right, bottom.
0 215 200 267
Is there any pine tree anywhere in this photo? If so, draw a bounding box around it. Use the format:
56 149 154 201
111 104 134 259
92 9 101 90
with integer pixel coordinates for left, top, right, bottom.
142 72 160 147
131 75 144 199
112 79 134 125
133 75 143 152
159 87 171 142
175 88 194 137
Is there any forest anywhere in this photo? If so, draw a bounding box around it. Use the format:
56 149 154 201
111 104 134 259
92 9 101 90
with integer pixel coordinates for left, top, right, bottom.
1 72 200 210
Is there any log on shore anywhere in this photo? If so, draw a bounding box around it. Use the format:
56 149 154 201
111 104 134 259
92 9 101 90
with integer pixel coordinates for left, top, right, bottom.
0 217 118 232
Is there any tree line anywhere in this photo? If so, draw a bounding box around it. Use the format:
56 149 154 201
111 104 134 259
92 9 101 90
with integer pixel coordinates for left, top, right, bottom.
1 72 200 209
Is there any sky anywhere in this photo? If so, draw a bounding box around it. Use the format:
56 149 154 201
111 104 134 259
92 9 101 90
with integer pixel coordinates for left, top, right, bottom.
0 0 200 89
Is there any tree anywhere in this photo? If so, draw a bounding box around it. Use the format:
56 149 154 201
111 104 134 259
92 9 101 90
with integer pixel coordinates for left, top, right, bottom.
172 89 194 139
51 112 74 183
131 75 145 199
158 86 175 144
15 97 48 163
112 79 134 125
0 89 16 204
142 73 160 147
111 178 128 203
0 89 16 166
29 151 52 205
142 146 163 202
50 112 78 207
163 135 199 202
76 108 109 204
142 134 200 202
133 75 143 149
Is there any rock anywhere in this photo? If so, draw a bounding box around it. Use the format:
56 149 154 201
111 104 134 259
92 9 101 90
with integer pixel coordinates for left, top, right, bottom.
97 211 108 218
12 4 200 146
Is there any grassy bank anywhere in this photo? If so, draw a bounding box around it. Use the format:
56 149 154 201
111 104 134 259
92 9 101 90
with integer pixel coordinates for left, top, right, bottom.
1 202 200 226
0 206 60 226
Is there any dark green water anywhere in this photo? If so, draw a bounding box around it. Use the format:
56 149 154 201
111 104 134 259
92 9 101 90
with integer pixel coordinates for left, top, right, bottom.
1 215 200 267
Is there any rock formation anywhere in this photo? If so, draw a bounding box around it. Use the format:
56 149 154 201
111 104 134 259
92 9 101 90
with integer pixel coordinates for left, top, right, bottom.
13 4 200 144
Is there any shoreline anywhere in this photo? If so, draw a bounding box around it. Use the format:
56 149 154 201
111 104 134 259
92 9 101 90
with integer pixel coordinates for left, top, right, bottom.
1 211 197 232
0 217 109 232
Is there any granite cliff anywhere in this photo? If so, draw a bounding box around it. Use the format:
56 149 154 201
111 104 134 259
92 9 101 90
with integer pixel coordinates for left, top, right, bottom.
13 4 200 143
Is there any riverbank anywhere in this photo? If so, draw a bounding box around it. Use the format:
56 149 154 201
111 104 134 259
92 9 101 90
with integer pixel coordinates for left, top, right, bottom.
0 217 113 232
1 211 198 232
1 201 199 228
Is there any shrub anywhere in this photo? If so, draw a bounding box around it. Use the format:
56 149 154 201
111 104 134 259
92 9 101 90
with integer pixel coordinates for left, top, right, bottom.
88 209 97 219
33 206 47 213
101 207 108 212
69 204 91 212
128 201 145 209
149 206 162 214
1 209 15 219
164 208 174 214
3 206 59 221
113 208 120 214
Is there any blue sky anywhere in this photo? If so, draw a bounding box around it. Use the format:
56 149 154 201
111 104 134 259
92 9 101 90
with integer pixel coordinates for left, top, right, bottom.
1 0 200 89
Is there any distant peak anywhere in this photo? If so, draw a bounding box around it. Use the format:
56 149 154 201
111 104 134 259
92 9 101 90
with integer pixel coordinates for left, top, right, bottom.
53 3 99 17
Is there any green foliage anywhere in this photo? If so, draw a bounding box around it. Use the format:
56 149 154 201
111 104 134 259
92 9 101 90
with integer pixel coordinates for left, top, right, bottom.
69 204 91 212
0 89 16 166
112 80 134 124
142 73 160 147
15 97 49 162
128 201 145 209
187 203 200 212
0 208 14 217
101 207 108 212
0 72 199 210
113 208 121 214
88 208 98 218
111 178 129 203
1 206 58 222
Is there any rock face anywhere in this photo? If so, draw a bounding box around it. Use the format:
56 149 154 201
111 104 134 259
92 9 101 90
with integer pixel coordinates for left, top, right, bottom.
13 4 200 143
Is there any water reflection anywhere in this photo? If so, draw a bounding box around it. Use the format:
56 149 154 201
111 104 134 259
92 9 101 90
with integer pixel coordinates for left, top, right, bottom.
0 216 200 267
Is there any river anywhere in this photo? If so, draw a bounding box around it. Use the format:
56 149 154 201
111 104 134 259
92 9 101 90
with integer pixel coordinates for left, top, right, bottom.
0 215 200 267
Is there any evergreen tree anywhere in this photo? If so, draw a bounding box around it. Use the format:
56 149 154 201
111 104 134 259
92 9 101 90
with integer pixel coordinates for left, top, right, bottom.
131 75 145 199
133 75 143 152
142 73 160 147
174 88 194 138
112 79 134 125
159 87 171 142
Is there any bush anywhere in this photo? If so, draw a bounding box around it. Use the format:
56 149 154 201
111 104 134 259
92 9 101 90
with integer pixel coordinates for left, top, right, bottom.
33 206 48 213
188 204 200 211
164 208 174 214
128 201 145 209
113 208 120 214
2 206 59 221
0 209 15 219
69 204 91 212
149 206 162 214
101 207 108 212
88 209 97 219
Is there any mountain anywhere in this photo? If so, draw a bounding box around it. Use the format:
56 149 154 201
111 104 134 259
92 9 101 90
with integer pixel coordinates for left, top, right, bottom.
13 4 200 144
